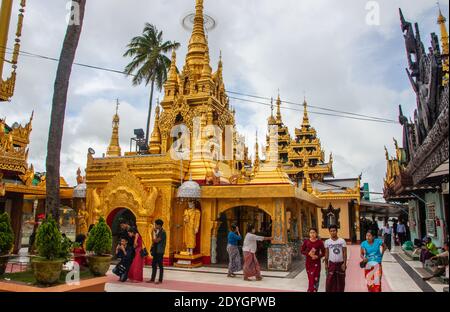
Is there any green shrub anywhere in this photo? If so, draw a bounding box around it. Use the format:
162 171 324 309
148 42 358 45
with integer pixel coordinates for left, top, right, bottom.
0 212 14 255
59 235 73 263
86 217 112 256
35 216 62 260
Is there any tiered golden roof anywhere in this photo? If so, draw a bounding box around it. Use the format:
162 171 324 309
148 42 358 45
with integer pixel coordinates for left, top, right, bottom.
265 97 333 188
0 112 32 174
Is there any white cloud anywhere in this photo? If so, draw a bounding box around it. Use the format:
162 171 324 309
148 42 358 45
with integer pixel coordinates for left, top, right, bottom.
0 0 447 195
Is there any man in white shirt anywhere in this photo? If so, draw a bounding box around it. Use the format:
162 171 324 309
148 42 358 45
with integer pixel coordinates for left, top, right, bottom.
242 224 272 281
324 225 347 292
381 222 392 251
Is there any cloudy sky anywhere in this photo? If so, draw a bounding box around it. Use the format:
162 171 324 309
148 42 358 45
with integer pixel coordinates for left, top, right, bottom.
1 0 448 201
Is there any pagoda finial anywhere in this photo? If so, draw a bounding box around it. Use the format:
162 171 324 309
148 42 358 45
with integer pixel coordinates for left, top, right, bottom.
186 0 207 67
437 2 449 85
107 100 122 157
384 146 389 161
302 98 310 127
270 97 274 116
167 49 178 82
276 92 282 123
115 98 119 115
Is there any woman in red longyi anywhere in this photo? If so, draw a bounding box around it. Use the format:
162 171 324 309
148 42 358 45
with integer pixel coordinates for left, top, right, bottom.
127 227 144 282
301 228 326 292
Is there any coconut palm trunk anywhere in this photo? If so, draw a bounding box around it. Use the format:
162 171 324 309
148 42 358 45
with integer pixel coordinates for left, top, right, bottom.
145 80 155 146
46 0 86 221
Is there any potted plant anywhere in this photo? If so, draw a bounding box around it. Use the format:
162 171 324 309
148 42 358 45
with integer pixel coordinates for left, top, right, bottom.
86 217 112 276
32 216 70 285
0 212 14 275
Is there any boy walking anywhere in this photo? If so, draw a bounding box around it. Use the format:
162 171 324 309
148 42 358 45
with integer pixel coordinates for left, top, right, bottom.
324 225 347 292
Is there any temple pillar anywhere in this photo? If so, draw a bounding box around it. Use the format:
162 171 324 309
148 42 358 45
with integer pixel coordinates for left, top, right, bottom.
210 220 220 264
10 195 23 253
268 199 292 271
200 199 212 264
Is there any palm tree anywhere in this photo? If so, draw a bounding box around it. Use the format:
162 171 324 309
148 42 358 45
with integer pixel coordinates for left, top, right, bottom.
124 23 180 146
46 0 86 222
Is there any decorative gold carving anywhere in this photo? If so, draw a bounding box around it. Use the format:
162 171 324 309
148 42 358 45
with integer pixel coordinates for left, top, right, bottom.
19 164 34 186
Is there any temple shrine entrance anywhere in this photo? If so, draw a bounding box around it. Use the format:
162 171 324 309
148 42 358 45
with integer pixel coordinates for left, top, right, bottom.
216 206 272 268
107 208 137 256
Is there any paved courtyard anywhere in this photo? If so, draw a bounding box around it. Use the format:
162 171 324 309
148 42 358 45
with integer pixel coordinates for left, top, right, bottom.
105 245 448 292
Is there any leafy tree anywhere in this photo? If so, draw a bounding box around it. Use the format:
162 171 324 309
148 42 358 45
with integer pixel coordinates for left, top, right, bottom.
86 217 112 256
36 216 62 260
0 212 14 255
124 23 180 145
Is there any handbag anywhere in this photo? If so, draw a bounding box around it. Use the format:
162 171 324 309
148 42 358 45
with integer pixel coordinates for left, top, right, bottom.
140 237 149 258
140 247 148 258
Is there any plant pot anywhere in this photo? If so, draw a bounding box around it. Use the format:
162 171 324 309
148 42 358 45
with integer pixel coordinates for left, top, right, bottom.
31 258 64 285
0 254 9 275
87 255 112 276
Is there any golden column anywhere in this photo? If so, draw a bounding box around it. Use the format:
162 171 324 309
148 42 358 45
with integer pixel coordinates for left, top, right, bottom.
1 0 26 102
0 0 14 86
438 8 449 85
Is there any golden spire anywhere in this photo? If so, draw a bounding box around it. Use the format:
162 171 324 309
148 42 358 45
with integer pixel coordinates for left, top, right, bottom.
302 98 310 127
149 100 162 154
167 49 178 82
107 99 122 157
253 131 260 172
276 92 282 123
201 45 212 79
437 5 449 85
218 50 223 72
186 0 207 68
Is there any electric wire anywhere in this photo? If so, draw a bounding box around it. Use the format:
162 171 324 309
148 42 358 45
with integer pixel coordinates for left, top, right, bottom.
3 46 398 124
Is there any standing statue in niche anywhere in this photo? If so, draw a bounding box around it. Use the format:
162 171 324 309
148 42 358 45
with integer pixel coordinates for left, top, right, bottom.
183 201 201 255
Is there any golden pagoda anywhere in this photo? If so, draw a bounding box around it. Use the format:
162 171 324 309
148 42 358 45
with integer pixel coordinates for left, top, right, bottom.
84 0 360 271
0 0 26 102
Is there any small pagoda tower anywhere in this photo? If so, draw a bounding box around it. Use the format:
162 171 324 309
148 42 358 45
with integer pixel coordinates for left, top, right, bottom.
106 100 122 157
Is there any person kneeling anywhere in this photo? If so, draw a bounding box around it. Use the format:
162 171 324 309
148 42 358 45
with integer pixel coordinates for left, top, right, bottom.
113 238 134 282
423 241 449 281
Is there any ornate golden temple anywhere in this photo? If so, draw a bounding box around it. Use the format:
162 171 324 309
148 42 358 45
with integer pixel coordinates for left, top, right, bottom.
0 114 73 252
82 0 361 270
